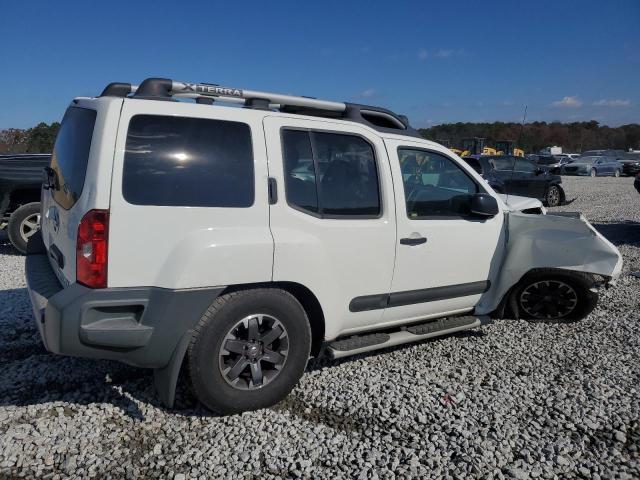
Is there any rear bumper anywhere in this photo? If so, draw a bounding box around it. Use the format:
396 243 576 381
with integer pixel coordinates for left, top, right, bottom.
622 164 640 176
25 235 225 369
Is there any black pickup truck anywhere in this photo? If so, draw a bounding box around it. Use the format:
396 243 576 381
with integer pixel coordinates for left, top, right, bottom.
0 154 50 253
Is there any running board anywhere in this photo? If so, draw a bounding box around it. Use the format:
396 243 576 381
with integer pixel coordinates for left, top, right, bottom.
326 315 491 359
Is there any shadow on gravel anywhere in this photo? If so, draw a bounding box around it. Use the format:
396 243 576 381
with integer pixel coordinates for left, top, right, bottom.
0 233 21 256
0 286 152 420
592 221 640 246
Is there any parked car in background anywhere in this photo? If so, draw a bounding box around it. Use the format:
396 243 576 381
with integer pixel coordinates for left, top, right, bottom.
562 156 622 177
580 149 626 158
529 154 573 175
462 155 565 206
619 152 640 177
0 154 49 253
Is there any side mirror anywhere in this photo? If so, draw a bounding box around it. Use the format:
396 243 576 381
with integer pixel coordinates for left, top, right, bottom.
535 167 545 175
470 193 499 217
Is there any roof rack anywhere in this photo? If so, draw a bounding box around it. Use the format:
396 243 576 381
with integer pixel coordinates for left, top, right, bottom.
99 77 421 137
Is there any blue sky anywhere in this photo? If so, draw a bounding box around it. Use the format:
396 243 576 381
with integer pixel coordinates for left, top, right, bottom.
1 0 638 129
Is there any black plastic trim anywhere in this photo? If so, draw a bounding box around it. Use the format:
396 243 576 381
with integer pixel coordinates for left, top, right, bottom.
268 177 278 204
25 249 226 368
133 77 176 101
100 82 133 97
349 280 491 312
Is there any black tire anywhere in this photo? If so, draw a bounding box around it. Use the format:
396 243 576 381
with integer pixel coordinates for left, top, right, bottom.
188 288 311 414
509 269 598 323
545 185 561 207
7 202 41 254
590 168 597 177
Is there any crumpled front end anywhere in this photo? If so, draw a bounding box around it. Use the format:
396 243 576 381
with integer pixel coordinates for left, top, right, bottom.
476 211 623 314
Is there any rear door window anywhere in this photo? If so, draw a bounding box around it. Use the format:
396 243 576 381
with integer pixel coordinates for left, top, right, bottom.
50 107 97 209
282 129 380 217
122 115 254 207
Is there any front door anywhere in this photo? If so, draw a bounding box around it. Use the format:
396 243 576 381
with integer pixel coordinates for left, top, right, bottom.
513 157 547 200
383 140 505 325
263 116 397 338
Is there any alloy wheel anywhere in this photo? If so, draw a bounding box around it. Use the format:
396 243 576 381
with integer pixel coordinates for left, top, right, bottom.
547 187 560 207
520 280 578 319
218 314 289 390
19 213 40 243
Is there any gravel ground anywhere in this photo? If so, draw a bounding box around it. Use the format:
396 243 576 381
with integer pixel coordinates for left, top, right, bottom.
1 176 639 479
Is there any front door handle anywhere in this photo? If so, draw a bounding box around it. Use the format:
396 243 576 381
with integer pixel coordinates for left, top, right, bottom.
400 236 427 246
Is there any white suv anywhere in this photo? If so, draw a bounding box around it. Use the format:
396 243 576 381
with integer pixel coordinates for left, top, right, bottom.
26 78 622 414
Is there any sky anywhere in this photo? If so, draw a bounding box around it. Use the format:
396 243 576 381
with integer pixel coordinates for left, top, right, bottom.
1 0 639 129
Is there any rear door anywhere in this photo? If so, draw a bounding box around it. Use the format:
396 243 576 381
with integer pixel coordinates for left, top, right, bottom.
263 116 396 338
513 158 546 199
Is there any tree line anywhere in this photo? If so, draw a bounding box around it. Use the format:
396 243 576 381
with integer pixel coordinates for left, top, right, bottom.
2 120 640 155
419 121 640 153
0 122 60 154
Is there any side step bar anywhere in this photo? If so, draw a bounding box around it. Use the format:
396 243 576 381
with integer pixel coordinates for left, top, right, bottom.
326 315 491 359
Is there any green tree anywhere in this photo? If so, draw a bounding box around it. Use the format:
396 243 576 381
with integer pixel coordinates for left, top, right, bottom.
26 122 60 153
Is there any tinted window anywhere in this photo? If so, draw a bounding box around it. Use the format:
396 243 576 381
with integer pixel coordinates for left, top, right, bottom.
123 115 254 207
399 149 478 218
515 158 537 173
50 107 97 209
282 130 380 217
282 129 318 213
463 157 483 174
490 157 516 171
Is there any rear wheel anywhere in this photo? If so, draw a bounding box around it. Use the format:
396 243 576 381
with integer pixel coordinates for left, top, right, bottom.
7 202 41 254
188 288 311 414
509 270 598 322
590 168 597 177
545 185 561 207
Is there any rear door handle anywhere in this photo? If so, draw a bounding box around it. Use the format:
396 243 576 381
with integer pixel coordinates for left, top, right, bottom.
400 237 427 246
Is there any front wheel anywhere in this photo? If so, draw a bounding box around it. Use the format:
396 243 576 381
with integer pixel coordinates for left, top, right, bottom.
614 169 620 177
7 202 41 254
590 168 597 177
188 288 311 414
509 270 598 323
545 185 561 207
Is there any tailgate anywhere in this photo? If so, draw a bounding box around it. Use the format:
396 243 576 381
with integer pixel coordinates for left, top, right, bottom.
41 99 120 286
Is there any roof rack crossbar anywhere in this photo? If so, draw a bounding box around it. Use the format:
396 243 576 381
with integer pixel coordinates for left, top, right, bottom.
171 80 346 112
102 77 421 137
129 77 346 112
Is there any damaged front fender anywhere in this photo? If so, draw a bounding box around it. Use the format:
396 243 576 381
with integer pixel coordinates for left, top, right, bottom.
476 211 623 315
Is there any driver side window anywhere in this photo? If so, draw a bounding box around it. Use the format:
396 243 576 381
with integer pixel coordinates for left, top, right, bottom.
398 148 478 219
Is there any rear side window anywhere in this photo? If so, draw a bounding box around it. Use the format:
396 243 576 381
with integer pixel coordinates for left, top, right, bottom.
123 115 254 207
282 129 380 217
515 158 536 173
490 157 516 171
50 107 97 209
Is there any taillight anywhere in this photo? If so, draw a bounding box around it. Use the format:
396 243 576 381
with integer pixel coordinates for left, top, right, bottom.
76 209 109 288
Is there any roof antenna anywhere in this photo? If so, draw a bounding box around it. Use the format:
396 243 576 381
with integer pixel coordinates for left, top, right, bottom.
517 105 528 150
